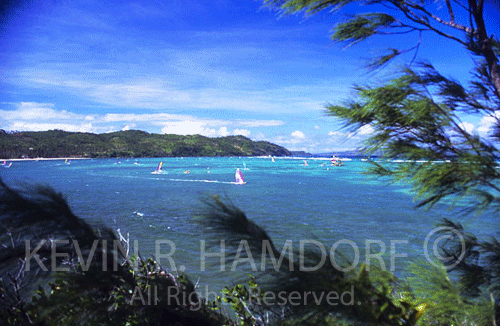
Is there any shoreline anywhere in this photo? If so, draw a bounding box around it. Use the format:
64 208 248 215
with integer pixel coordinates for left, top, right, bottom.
0 157 91 162
1 156 355 162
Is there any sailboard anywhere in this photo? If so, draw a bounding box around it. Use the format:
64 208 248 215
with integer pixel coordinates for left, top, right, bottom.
234 168 246 185
151 161 164 174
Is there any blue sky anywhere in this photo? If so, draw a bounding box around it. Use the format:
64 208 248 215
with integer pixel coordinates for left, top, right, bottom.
1 0 498 152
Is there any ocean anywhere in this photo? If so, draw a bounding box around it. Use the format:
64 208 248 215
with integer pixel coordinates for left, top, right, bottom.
1 156 497 292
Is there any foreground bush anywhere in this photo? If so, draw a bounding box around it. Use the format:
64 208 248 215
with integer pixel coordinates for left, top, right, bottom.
0 179 497 325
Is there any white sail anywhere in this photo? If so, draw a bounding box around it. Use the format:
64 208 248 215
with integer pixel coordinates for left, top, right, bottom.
235 168 245 184
151 161 163 174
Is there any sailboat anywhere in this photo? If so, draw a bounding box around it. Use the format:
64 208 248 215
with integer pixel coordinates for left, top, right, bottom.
331 156 344 166
234 168 246 185
151 161 164 174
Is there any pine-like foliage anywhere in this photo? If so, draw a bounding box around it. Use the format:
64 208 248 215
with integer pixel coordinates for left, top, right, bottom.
405 219 499 325
324 61 500 325
435 219 500 300
0 178 232 326
264 1 500 324
265 0 500 97
328 63 500 210
406 259 495 325
198 195 426 325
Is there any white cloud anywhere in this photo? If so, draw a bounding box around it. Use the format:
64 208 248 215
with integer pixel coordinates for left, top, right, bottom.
122 124 135 131
327 125 371 140
97 113 283 129
0 103 101 132
20 65 351 114
358 124 374 135
291 130 305 139
160 121 214 136
0 102 82 121
89 81 193 109
235 119 283 127
218 127 229 137
10 122 94 132
1 103 282 137
459 121 475 134
159 123 250 138
233 129 251 137
253 132 267 141
102 113 194 123
268 131 309 150
477 113 500 135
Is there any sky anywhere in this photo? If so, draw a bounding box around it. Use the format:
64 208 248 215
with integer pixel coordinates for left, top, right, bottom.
0 0 499 153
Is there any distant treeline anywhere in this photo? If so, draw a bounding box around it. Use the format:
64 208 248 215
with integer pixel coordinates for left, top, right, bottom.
0 129 291 158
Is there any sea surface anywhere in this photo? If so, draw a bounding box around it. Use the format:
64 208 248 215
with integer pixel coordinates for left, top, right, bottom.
1 157 498 292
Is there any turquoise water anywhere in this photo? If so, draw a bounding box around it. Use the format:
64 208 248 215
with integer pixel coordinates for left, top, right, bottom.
1 157 497 291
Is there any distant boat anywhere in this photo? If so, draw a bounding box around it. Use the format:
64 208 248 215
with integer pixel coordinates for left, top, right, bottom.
331 156 344 166
303 160 308 167
64 159 71 165
234 168 246 185
151 161 163 174
271 156 275 162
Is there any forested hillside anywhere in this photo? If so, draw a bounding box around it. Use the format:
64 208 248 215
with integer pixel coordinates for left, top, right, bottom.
0 129 291 158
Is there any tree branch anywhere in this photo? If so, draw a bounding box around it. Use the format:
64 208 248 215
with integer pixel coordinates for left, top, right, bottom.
445 0 455 23
403 1 472 33
452 0 469 11
395 2 468 46
469 0 500 98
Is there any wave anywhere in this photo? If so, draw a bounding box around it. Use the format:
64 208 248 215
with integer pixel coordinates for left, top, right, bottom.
168 178 238 185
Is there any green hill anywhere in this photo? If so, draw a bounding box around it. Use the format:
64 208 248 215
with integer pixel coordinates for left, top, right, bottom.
0 129 291 159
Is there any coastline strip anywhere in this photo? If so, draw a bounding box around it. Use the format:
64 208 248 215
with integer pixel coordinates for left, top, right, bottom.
0 157 91 162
